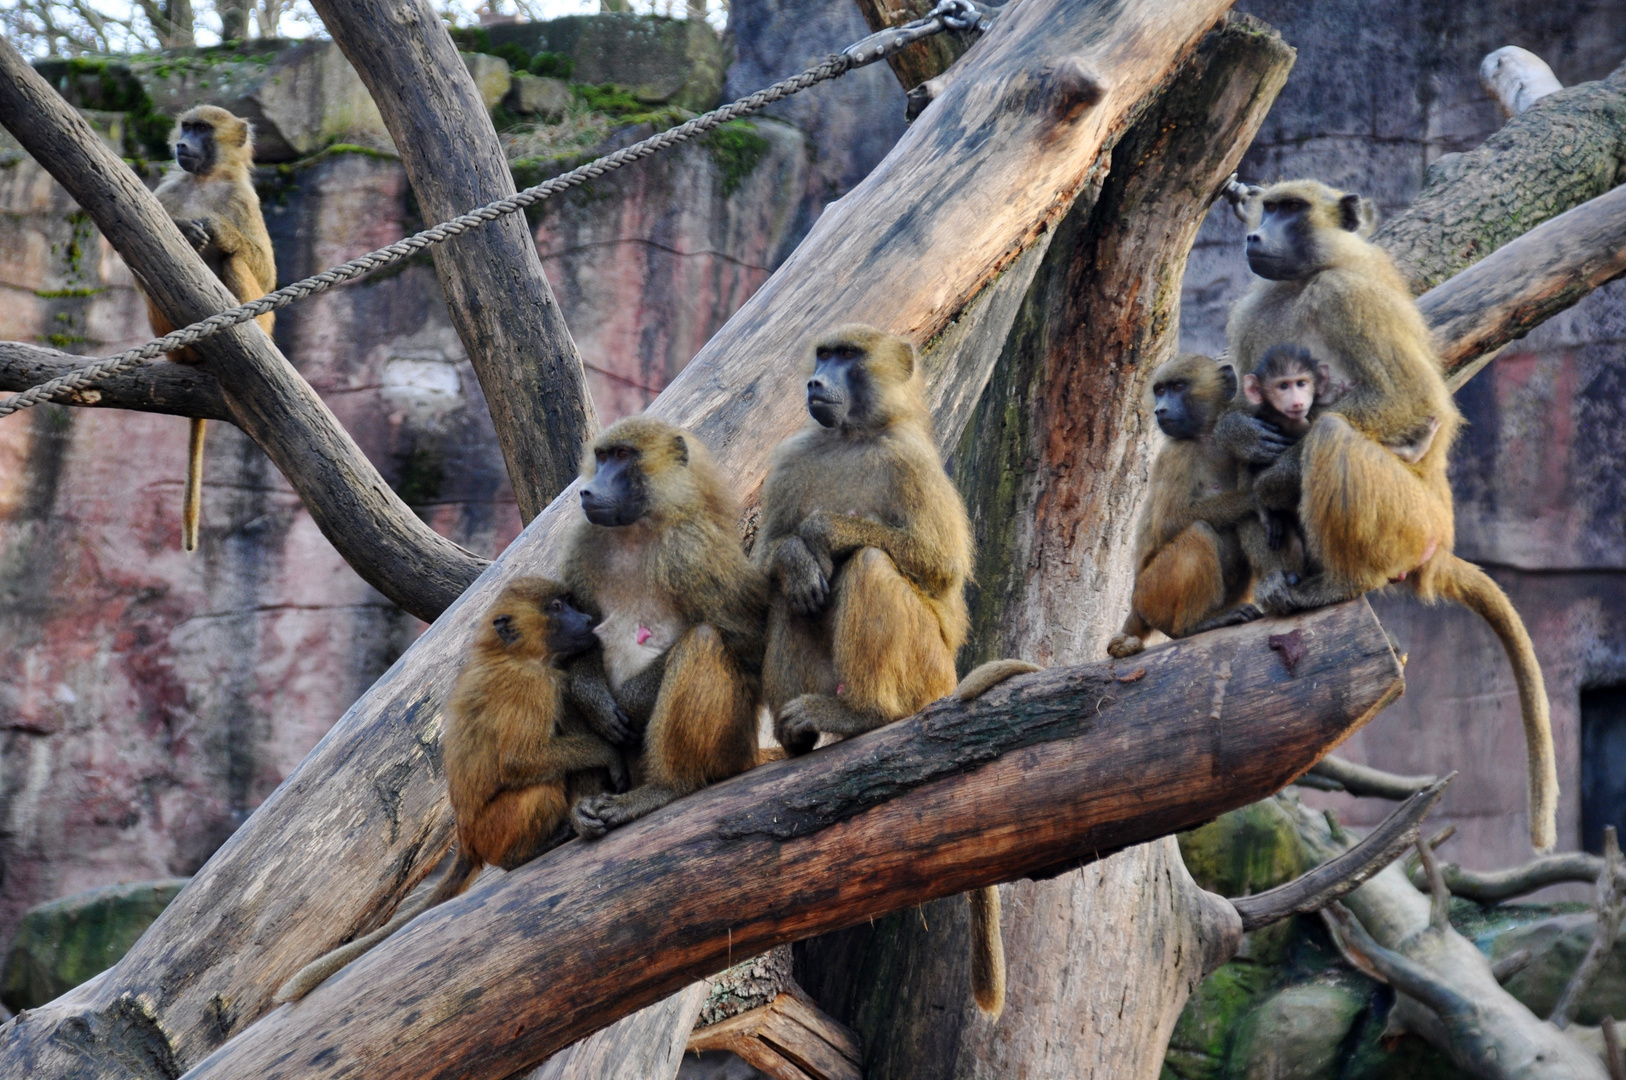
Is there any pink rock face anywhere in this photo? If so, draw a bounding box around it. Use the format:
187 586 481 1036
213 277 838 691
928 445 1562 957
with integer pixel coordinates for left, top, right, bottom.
0 120 808 954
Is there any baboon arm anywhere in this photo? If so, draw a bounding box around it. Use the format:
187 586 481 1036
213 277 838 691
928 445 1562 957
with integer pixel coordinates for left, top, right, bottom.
1252 445 1305 513
1213 408 1293 466
1182 490 1255 530
497 736 621 790
614 653 668 728
566 653 637 745
801 513 951 594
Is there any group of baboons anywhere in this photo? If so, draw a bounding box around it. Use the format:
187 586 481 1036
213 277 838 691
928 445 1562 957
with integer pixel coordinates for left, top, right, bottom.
140 107 1554 1018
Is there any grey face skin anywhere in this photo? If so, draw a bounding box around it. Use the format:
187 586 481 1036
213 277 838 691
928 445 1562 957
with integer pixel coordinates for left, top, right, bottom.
1152 364 1235 440
579 443 648 527
1245 192 1369 281
174 119 217 176
543 595 598 657
806 341 869 429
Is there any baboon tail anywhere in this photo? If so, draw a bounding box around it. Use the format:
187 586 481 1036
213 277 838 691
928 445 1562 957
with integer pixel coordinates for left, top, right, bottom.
182 418 206 553
968 885 1006 1020
1431 553 1557 852
274 850 479 1003
954 659 1041 701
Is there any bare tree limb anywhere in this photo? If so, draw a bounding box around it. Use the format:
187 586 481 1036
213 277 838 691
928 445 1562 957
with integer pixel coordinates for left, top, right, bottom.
0 35 488 622
1480 46 1563 119
1409 851 1626 904
306 0 597 519
1552 827 1626 1029
1306 754 1439 799
0 340 231 421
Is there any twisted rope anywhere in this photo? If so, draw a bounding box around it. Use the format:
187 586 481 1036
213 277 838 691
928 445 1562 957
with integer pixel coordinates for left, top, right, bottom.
0 49 877 418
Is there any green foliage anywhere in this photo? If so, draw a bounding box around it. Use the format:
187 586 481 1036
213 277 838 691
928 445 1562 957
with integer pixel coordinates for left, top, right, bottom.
704 121 769 196
528 51 575 79
573 82 647 117
448 26 492 54
491 42 532 72
48 57 170 156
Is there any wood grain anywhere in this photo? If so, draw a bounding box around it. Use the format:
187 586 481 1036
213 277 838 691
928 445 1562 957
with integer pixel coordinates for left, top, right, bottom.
528 984 707 1080
690 992 863 1080
307 0 596 518
0 36 486 622
0 341 232 421
169 599 1400 1080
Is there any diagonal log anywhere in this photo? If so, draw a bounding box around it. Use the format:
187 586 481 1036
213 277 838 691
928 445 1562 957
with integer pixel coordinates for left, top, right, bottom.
171 600 1401 1080
0 34 486 622
0 5 1239 1075
0 340 231 420
307 0 596 518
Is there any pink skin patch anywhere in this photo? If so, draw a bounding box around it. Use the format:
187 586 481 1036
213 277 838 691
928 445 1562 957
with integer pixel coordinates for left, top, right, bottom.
1391 538 1442 583
636 626 652 646
836 683 846 696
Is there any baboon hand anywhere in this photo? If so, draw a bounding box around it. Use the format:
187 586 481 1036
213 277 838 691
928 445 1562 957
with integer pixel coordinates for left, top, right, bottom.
178 218 215 252
1252 572 1299 615
775 535 831 616
1107 633 1145 658
776 696 821 756
1215 410 1293 465
572 795 613 838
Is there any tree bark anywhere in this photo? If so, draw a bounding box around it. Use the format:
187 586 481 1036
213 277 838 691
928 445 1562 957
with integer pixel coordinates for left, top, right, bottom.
527 984 708 1080
0 36 487 622
0 4 1238 1076
0 341 232 421
168 600 1400 1080
1373 56 1626 291
850 0 978 92
306 0 597 519
794 18 1295 1078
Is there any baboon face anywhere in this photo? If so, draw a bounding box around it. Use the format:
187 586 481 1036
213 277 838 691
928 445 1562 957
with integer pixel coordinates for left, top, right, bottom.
580 439 650 526
1243 181 1374 281
806 339 868 428
1151 356 1234 440
489 579 597 660
174 117 217 175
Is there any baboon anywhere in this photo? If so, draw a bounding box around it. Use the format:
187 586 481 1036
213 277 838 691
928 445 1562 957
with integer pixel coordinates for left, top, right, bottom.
1106 353 1256 659
146 105 277 553
275 578 624 1001
1223 178 1555 851
757 326 1004 1015
565 417 766 838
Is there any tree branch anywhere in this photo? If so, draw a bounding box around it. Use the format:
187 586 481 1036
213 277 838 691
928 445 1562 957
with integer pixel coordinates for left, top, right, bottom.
1305 754 1439 799
0 340 231 421
1409 850 1625 903
307 0 596 519
0 35 487 622
170 600 1402 1080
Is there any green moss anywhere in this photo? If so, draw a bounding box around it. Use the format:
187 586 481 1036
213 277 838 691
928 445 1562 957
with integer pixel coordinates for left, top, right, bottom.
449 26 492 54
44 333 89 348
51 57 171 156
34 287 103 298
1179 798 1312 898
573 82 647 117
396 444 445 506
705 120 769 197
491 42 531 71
528 51 575 79
1163 961 1278 1080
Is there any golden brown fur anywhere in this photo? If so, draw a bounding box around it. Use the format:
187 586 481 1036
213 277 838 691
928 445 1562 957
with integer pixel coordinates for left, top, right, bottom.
275 578 621 1002
1107 354 1253 659
146 106 277 553
565 417 767 837
1227 179 1555 851
758 326 1001 1013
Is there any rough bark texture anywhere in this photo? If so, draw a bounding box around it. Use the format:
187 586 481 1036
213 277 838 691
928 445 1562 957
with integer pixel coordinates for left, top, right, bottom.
0 37 487 622
164 599 1399 1080
528 984 707 1080
0 341 232 421
798 19 1294 1078
0 3 1238 1075
306 0 598 518
1374 57 1626 291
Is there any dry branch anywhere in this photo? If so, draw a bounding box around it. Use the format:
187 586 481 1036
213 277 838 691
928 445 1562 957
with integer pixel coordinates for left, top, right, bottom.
0 340 231 421
1551 827 1625 1029
1411 850 1626 903
1305 754 1438 799
307 0 596 518
167 600 1400 1080
0 36 486 622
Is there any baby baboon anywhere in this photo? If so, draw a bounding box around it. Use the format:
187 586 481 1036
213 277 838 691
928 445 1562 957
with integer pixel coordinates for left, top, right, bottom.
1107 353 1255 659
758 326 1006 1015
274 578 623 1002
146 105 277 553
1225 178 1555 851
565 417 766 838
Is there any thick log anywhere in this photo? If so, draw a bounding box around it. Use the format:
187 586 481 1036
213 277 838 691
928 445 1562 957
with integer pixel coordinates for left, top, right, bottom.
0 340 232 421
0 5 1237 1075
689 992 863 1080
1419 183 1626 387
1373 56 1626 291
306 0 596 518
0 36 486 622
527 984 707 1080
170 599 1401 1080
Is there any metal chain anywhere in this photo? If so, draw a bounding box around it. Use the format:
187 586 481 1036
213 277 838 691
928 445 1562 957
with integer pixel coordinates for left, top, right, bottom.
0 0 987 418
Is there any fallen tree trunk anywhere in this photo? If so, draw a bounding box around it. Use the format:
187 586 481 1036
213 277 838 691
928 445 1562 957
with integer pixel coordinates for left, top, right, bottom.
0 36 486 622
171 600 1400 1080
307 0 597 518
0 4 1240 1075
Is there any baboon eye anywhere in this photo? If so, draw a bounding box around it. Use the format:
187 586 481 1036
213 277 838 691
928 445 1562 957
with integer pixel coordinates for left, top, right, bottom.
548 599 563 613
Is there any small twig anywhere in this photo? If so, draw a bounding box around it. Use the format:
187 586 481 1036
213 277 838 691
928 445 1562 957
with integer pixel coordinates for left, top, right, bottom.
1403 824 1459 881
1322 903 1477 1020
1308 755 1438 800
1552 827 1625 1028
1416 836 1453 933
1603 1016 1625 1080
1231 778 1451 932
1410 850 1622 903
1490 948 1533 984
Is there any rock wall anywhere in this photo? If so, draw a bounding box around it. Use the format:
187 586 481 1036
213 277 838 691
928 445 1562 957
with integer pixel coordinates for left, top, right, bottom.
1178 0 1626 880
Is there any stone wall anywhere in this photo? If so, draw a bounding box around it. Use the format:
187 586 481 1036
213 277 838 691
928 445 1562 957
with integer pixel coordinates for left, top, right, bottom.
1178 0 1626 880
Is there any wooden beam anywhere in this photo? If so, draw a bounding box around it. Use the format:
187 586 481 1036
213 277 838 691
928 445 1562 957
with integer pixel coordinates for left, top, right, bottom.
169 599 1400 1080
0 36 486 622
306 0 596 519
0 341 232 421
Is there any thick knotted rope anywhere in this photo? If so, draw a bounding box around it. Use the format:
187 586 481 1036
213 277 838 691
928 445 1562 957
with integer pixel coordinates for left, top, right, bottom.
0 0 990 418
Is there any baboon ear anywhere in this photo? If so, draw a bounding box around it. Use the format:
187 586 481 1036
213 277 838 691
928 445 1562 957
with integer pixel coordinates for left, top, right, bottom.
1339 193 1376 236
493 614 520 646
670 433 689 465
1217 362 1238 402
897 342 916 379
